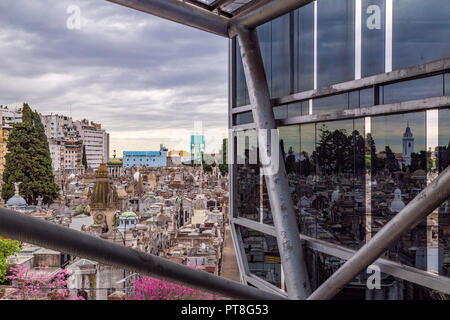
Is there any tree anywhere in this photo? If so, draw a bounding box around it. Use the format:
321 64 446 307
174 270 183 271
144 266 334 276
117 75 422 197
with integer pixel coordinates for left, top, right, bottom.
3 265 83 300
82 145 88 170
385 146 399 172
315 126 353 175
127 275 220 300
0 238 21 283
1 103 59 204
219 138 228 176
201 152 214 173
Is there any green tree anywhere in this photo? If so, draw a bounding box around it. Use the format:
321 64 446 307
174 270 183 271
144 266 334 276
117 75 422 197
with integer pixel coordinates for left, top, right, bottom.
1 103 59 204
219 138 228 176
0 238 21 283
82 145 88 170
201 152 214 173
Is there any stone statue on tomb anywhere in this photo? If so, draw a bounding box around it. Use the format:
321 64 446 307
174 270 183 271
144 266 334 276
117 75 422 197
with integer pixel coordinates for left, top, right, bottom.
390 188 405 213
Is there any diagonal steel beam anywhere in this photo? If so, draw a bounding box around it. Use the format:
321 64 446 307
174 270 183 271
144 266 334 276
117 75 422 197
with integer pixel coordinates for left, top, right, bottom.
106 0 230 37
229 0 314 37
237 26 311 300
308 165 450 300
0 207 284 300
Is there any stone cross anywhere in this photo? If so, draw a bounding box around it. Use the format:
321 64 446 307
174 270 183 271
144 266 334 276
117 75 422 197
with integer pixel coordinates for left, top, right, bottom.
36 196 43 207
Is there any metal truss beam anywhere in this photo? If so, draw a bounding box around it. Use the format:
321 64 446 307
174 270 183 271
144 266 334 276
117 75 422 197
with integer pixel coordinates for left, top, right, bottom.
237 26 311 300
0 207 284 300
231 217 450 294
308 165 450 300
106 0 230 37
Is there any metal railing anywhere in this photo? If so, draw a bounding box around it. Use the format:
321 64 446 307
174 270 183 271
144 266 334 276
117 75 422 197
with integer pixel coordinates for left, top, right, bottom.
0 207 283 300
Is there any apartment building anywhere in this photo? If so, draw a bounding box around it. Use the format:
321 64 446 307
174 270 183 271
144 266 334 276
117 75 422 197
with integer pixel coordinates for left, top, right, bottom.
74 119 109 170
0 106 22 178
42 115 109 171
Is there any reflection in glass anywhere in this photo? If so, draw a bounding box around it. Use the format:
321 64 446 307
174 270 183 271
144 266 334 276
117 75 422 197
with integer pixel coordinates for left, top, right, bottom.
273 106 287 120
317 0 355 87
370 112 427 270
271 14 291 98
294 3 314 93
235 130 260 222
393 0 450 70
239 226 282 288
438 108 450 277
382 75 444 104
360 88 374 108
235 112 253 125
313 93 349 114
257 21 272 95
445 73 450 96
287 103 302 118
236 40 249 107
362 0 385 77
279 120 366 249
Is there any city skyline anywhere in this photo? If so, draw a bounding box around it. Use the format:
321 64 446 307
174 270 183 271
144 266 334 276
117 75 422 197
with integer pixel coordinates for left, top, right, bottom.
0 0 228 156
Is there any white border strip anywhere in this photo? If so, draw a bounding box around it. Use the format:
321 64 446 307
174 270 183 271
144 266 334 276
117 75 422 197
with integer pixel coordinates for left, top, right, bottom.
385 0 393 72
355 0 362 80
313 0 318 90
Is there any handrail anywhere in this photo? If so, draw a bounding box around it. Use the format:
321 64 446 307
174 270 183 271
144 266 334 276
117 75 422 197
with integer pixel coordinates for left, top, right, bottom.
0 207 283 300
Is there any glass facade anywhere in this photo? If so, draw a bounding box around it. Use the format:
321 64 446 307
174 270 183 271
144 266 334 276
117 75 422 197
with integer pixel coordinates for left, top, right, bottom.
239 226 282 288
393 0 450 70
231 0 450 299
362 0 385 77
317 0 355 88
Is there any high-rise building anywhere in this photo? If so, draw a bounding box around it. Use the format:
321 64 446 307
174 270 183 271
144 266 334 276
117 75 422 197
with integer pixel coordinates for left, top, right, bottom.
190 135 205 162
74 119 109 170
42 115 110 171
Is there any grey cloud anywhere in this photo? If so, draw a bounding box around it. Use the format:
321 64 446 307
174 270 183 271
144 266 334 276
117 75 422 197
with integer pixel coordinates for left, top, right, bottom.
0 0 228 152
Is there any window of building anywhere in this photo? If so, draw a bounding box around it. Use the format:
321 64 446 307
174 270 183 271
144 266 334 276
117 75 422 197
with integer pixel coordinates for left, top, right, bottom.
317 0 355 87
362 0 386 77
294 3 315 93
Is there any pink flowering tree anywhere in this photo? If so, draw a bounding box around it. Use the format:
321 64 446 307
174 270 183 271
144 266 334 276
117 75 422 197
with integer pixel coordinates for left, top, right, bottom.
2 264 84 300
127 276 221 300
127 265 221 300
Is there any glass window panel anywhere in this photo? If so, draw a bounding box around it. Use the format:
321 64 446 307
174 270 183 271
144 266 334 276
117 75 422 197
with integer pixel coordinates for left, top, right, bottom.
279 126 300 176
257 21 272 95
362 0 386 77
360 88 374 108
287 103 302 118
297 120 367 249
273 105 287 120
382 75 444 104
235 130 260 222
438 108 450 278
313 93 349 114
370 112 427 270
236 40 249 107
294 3 315 93
317 0 355 88
235 112 253 125
271 14 291 98
239 226 282 288
349 91 360 109
393 0 450 70
445 73 450 96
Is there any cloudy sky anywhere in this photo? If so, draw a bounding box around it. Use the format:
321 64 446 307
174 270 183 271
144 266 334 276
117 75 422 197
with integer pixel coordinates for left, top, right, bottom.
0 0 228 156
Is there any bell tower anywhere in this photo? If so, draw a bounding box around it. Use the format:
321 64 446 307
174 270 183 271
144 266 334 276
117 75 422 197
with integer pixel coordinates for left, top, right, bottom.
402 122 414 166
